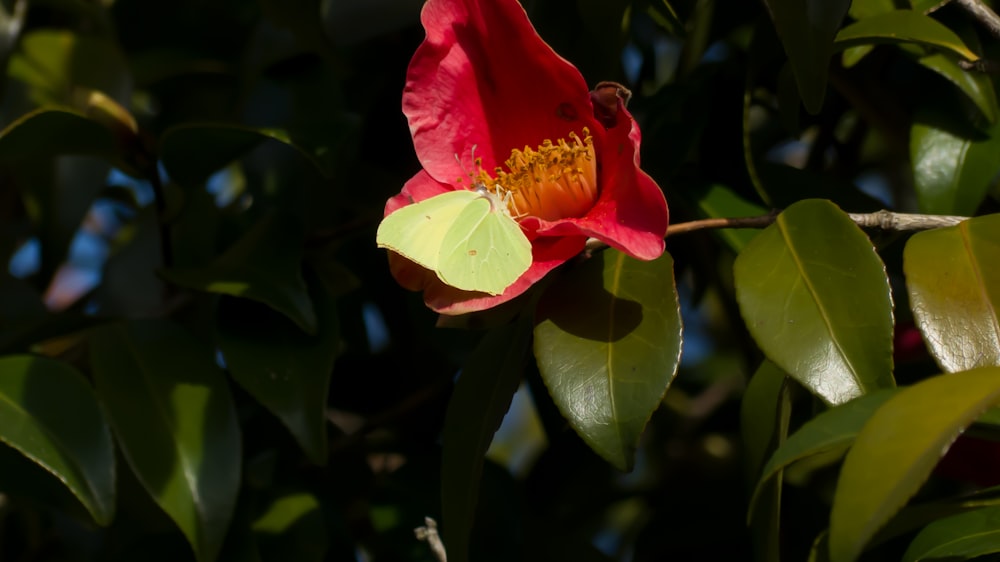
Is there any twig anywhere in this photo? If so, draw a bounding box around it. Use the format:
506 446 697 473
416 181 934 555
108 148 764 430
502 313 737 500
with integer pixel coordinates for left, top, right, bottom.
415 517 447 562
955 0 1000 41
584 209 968 251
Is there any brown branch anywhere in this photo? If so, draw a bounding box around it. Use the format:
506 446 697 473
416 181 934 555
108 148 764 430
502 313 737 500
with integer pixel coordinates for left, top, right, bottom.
415 517 447 562
954 0 1000 41
584 210 969 251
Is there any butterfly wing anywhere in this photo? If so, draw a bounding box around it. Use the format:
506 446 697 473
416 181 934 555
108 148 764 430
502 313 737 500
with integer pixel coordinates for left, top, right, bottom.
437 198 532 295
376 190 481 271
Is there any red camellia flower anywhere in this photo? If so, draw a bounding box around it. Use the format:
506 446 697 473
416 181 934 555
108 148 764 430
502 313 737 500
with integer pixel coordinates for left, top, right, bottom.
384 0 669 315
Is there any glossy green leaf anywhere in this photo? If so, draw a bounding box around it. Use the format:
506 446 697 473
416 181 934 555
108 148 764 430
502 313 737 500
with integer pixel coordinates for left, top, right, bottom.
741 361 791 561
762 0 851 113
903 214 1000 372
159 124 333 186
829 367 1000 562
910 118 1000 215
534 249 682 471
442 317 531 562
734 199 896 405
216 278 338 465
252 491 326 562
0 355 115 525
691 183 767 253
750 389 899 515
902 506 1000 561
834 10 980 61
160 212 317 334
916 52 998 123
90 320 242 562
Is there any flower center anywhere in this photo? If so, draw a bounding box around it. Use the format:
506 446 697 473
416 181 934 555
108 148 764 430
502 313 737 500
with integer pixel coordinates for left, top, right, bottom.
469 129 597 222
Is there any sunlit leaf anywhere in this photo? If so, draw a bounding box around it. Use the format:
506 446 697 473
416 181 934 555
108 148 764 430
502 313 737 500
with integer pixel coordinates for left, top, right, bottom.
90 320 241 562
762 0 851 113
534 249 682 471
834 10 980 61
442 317 531 562
216 276 338 465
734 199 896 405
829 367 1000 562
904 214 1000 372
902 505 1000 561
0 355 115 525
750 389 899 514
910 118 1000 216
160 212 317 334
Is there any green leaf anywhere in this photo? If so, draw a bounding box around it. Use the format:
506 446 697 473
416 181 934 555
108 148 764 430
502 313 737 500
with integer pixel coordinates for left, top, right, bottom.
0 355 115 525
90 319 242 562
916 52 998 123
848 0 897 20
902 506 1000 561
834 10 980 61
216 277 338 465
733 199 896 405
0 107 122 166
690 183 767 253
910 118 1000 215
534 249 682 471
159 212 317 334
762 0 851 113
903 214 1000 372
252 491 327 562
740 361 792 562
8 29 131 106
441 317 531 562
829 367 1000 562
750 389 899 515
159 124 334 186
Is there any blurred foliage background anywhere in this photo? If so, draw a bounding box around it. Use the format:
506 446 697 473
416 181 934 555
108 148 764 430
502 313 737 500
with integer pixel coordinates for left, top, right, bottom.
2 0 1000 560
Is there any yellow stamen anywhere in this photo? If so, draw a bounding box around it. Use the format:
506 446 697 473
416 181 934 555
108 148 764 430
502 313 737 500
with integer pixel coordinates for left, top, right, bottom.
473 128 597 221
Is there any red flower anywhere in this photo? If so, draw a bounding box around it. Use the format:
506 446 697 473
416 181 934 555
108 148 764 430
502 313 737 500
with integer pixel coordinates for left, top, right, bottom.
384 0 668 315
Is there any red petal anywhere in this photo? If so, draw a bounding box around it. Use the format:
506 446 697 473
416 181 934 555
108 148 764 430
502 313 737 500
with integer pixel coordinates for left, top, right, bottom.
385 170 452 215
403 0 600 186
523 100 668 260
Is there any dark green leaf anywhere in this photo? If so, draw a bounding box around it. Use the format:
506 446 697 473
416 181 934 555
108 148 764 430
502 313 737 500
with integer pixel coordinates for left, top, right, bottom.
733 199 896 405
762 0 851 113
750 389 899 514
442 317 531 562
848 0 897 20
834 10 979 61
829 367 1000 562
903 214 1000 372
741 360 791 562
902 506 1000 561
0 355 115 525
90 320 242 562
159 124 334 186
216 277 338 465
160 212 317 334
916 52 998 124
910 118 1000 215
534 249 682 471
0 107 122 165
